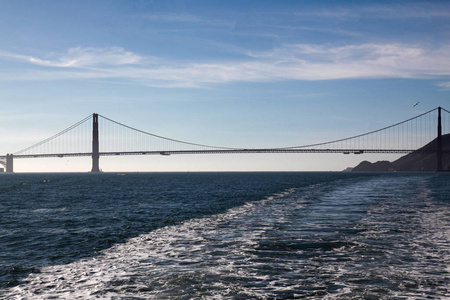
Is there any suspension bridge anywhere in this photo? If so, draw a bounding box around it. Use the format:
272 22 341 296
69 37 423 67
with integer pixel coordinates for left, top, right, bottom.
1 107 449 173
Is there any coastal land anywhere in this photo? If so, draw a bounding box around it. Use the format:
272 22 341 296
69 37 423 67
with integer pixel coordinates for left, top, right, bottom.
349 134 450 172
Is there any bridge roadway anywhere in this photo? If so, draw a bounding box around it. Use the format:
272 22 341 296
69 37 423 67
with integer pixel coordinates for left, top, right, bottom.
0 148 438 160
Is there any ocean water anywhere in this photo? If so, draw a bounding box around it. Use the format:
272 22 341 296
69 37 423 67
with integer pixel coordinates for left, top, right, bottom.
0 172 449 299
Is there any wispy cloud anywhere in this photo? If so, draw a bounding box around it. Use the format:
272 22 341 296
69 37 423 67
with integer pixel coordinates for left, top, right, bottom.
294 2 450 20
360 3 450 19
0 47 143 68
436 81 450 90
1 43 450 87
138 12 235 29
247 43 450 79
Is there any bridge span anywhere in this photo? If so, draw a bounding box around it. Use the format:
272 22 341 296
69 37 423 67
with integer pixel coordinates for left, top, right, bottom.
1 107 449 172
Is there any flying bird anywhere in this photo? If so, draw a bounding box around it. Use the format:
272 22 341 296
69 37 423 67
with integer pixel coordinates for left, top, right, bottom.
413 102 420 107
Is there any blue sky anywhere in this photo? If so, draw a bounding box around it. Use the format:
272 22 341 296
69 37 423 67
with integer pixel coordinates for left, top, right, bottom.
1 0 449 172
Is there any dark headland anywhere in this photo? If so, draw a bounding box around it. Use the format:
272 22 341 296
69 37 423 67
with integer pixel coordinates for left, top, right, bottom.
348 134 450 172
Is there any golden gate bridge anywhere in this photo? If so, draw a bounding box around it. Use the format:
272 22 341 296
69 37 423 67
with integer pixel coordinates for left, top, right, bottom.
1 107 449 173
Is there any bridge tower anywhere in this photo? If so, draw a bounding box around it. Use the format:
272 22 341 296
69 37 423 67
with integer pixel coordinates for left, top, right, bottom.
6 154 13 173
91 113 100 172
437 106 443 172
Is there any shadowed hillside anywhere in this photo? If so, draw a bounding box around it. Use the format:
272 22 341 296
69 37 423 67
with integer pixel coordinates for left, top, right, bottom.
351 134 450 172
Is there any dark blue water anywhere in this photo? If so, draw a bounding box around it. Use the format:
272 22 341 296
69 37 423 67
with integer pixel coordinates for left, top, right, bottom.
0 172 449 299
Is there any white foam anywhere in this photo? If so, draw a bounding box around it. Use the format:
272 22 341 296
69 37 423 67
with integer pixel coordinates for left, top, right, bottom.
2 188 302 299
32 207 67 213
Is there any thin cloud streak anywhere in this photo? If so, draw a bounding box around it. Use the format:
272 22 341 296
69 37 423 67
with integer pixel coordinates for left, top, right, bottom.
0 47 143 68
436 81 450 90
1 43 450 87
294 2 450 20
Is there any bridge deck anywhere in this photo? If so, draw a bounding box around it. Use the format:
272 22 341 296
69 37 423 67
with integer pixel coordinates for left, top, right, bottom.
0 148 443 160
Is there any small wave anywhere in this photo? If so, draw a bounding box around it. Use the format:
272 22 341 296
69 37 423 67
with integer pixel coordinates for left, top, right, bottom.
32 207 67 213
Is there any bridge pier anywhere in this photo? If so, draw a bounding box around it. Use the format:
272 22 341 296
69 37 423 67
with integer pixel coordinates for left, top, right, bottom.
6 154 13 173
91 113 100 172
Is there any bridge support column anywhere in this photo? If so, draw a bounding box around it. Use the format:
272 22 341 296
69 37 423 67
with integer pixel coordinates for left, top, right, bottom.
6 154 13 173
91 113 100 172
437 107 443 172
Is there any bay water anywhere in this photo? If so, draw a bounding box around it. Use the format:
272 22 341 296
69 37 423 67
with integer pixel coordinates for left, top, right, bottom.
0 172 449 299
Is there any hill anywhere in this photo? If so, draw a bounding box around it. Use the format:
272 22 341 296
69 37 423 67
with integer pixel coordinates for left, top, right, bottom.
351 134 450 172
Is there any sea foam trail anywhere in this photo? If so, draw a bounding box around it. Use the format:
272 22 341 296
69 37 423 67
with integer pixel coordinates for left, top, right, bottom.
2 188 303 299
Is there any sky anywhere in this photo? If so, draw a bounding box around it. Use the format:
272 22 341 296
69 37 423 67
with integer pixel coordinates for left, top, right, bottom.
0 0 450 172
